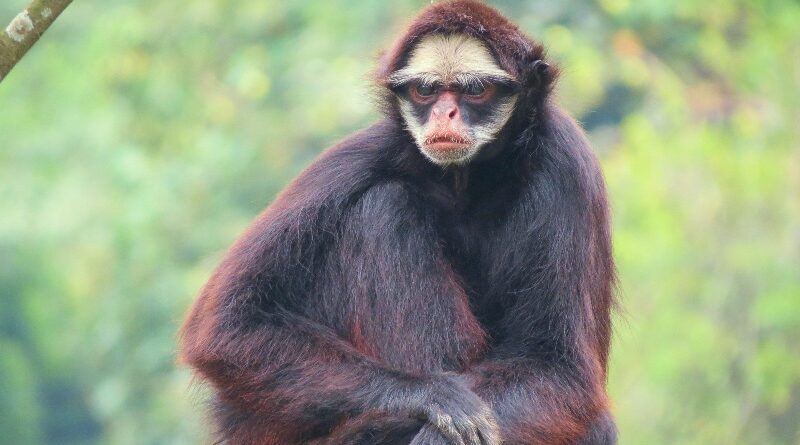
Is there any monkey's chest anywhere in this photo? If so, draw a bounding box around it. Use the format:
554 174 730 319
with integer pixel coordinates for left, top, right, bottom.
440 215 515 345
339 253 488 374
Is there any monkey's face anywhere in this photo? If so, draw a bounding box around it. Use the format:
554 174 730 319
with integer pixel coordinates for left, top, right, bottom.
389 33 519 165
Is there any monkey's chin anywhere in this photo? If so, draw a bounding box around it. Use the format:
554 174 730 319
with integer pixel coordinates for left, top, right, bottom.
420 142 477 165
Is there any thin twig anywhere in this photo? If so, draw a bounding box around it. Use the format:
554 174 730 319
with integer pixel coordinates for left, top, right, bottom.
0 0 73 82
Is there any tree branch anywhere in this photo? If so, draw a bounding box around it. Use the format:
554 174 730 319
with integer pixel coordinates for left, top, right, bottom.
0 0 72 83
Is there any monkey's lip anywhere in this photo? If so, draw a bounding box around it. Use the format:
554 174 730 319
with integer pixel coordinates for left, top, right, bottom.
424 135 472 152
426 141 472 152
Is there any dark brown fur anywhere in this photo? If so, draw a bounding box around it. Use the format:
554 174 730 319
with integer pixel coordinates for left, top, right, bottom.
180 1 616 444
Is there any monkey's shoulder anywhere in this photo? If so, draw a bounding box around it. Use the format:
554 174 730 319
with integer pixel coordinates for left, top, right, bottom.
301 119 403 177
262 120 405 216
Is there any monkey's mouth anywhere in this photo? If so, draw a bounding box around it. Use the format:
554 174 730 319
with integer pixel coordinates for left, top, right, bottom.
424 134 473 152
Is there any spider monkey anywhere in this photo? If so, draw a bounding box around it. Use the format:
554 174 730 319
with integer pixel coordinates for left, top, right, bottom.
180 1 617 444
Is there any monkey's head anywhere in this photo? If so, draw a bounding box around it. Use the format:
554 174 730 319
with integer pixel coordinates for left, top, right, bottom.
377 0 556 166
387 33 519 165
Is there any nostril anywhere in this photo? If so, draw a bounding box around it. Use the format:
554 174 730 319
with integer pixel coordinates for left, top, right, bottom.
447 106 458 119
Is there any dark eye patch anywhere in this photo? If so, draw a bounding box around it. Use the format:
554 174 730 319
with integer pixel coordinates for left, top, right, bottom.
461 82 486 96
392 75 519 127
389 79 438 99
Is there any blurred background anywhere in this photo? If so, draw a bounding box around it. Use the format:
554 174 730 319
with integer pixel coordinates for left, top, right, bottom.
1 1 798 444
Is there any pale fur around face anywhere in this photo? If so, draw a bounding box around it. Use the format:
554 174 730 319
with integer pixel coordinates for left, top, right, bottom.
389 33 513 86
391 34 518 165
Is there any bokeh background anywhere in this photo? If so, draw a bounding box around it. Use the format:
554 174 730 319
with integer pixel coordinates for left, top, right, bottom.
1 1 798 444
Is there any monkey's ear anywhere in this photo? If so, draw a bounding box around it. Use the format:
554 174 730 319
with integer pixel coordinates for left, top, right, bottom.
531 60 550 74
527 59 551 86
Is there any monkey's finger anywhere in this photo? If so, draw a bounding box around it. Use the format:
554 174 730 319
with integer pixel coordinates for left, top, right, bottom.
478 429 501 445
461 424 483 445
432 415 467 445
408 425 434 445
476 420 502 445
449 416 481 445
468 411 499 445
442 425 468 445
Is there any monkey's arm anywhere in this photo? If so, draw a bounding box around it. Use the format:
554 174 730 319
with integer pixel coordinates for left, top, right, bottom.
178 138 431 441
179 222 411 442
180 140 494 444
334 181 501 444
181 293 428 442
464 108 616 444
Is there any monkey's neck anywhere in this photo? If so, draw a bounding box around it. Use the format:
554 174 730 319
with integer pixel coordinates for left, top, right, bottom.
445 136 514 199
452 168 470 197
441 166 471 206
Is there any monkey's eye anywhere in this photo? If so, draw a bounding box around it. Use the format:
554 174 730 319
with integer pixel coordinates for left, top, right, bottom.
462 83 487 96
414 83 436 97
408 83 438 103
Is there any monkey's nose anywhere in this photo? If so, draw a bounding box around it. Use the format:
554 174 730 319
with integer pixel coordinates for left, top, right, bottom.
446 105 458 119
433 104 459 120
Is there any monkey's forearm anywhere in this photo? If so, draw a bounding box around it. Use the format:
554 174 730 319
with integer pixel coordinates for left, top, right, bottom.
183 313 431 430
182 304 501 443
463 360 607 445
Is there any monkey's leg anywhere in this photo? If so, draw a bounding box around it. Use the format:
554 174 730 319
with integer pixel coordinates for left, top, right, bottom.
310 412 424 445
575 410 618 445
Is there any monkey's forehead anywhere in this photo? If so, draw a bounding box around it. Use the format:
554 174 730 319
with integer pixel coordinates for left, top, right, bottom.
388 34 514 86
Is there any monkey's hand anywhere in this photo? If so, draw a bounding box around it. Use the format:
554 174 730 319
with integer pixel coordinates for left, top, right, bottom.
413 374 501 445
410 423 452 445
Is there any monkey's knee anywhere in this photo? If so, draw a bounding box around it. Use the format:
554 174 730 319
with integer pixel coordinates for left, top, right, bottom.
313 413 423 445
575 411 617 445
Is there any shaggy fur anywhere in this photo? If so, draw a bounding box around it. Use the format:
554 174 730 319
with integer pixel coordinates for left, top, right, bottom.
180 1 616 444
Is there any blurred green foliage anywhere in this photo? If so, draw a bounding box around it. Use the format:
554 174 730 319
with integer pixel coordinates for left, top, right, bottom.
1 1 798 444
